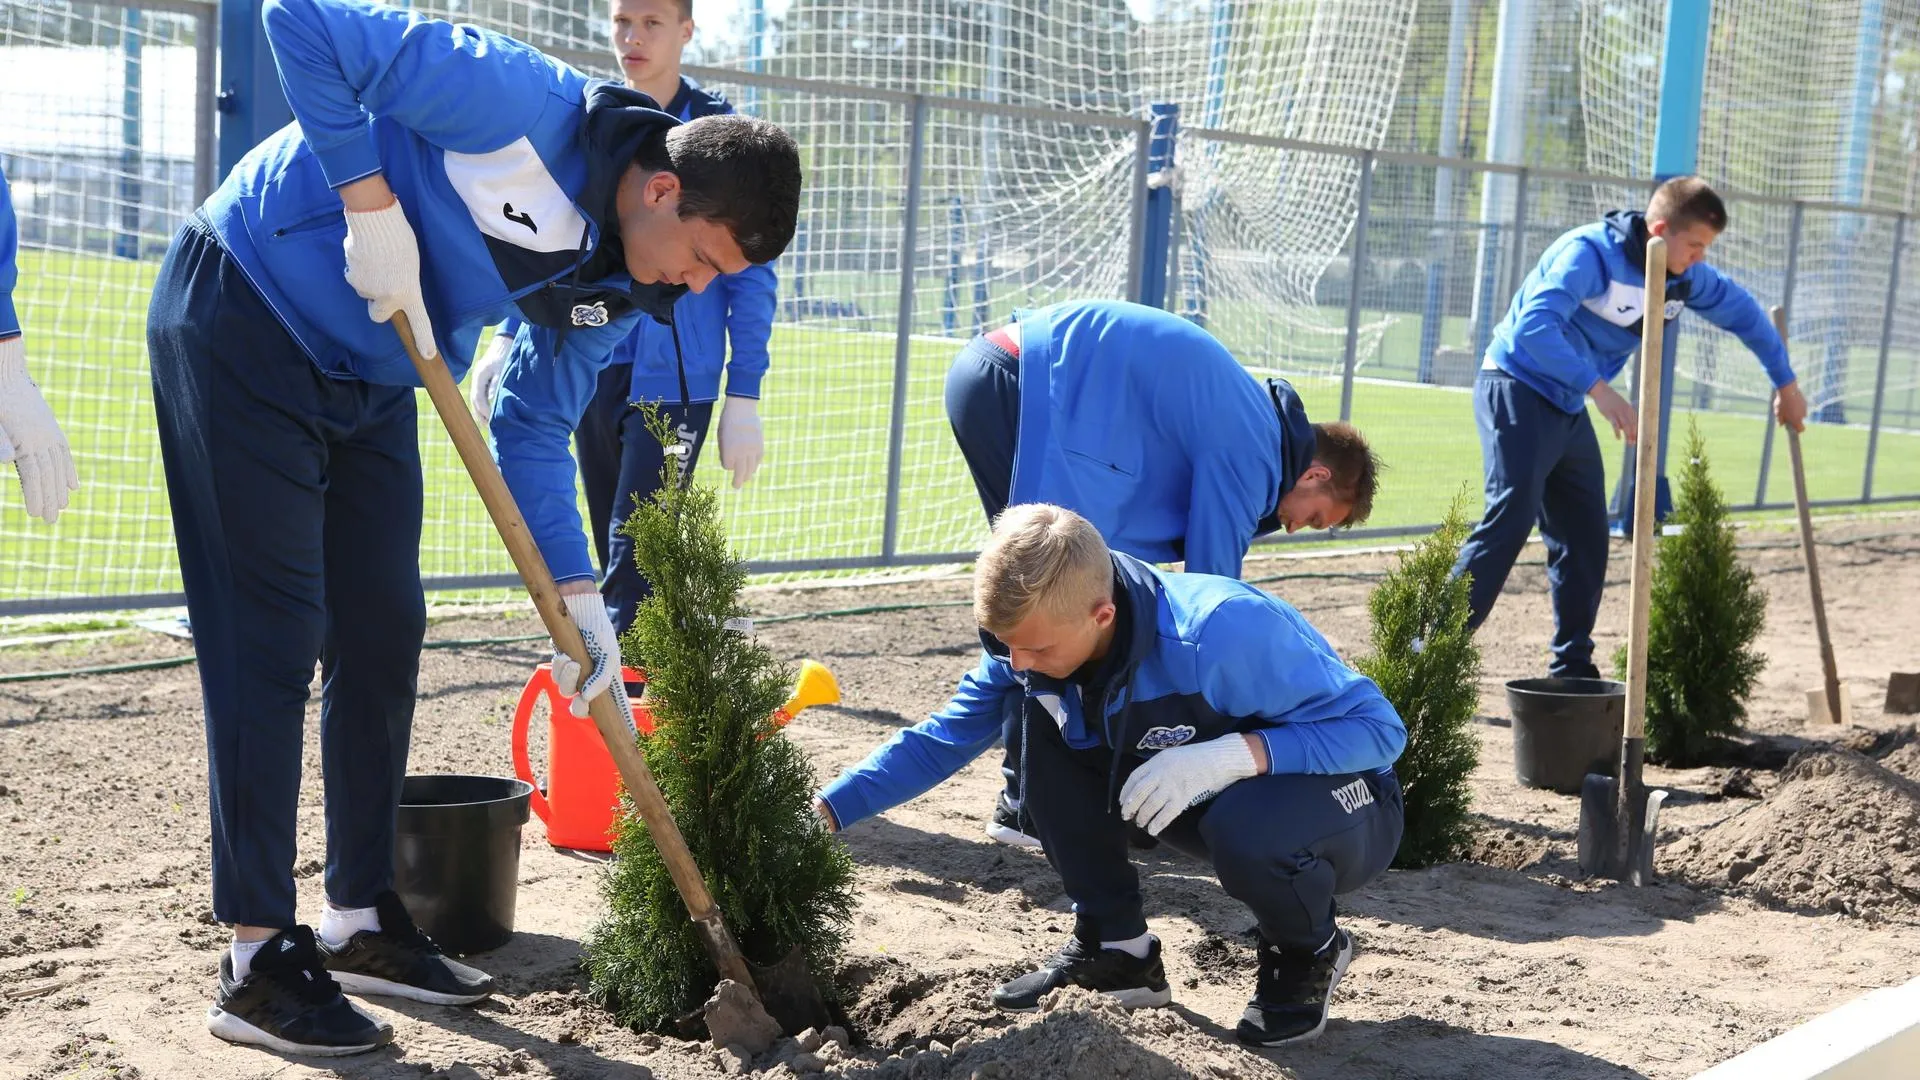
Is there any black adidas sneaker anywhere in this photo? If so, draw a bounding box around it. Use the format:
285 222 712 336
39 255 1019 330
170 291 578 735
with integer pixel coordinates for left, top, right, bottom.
991 933 1172 1012
1236 927 1353 1047
985 791 1043 849
206 926 394 1056
318 892 495 1006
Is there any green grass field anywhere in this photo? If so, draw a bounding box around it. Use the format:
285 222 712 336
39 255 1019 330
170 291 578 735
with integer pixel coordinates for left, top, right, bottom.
5 246 1917 607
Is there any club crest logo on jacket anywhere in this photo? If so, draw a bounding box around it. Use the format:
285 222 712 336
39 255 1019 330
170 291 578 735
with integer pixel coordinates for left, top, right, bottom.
1137 724 1197 751
571 301 610 327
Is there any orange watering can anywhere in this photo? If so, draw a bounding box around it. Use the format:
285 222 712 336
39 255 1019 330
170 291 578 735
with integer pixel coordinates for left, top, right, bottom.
510 659 841 852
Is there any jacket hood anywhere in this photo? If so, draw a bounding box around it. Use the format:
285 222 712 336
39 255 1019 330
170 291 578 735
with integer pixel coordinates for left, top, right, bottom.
1602 208 1691 302
578 80 689 323
1254 376 1318 533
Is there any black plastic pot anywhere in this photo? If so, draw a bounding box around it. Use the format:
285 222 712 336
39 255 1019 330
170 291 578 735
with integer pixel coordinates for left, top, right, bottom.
393 774 533 955
1506 678 1626 794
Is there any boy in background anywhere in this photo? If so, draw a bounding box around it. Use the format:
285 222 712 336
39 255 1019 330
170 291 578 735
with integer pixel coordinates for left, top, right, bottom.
1453 177 1807 678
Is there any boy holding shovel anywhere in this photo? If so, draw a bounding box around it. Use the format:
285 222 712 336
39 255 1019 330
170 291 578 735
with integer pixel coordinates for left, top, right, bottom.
146 0 798 1055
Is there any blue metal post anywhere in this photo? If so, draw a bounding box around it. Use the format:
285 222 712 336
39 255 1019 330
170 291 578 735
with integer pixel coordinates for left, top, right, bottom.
1818 0 1887 425
1138 104 1180 311
116 9 143 260
1180 0 1230 326
743 0 765 113
1471 0 1534 362
1617 0 1710 534
1418 0 1473 382
217 0 294 177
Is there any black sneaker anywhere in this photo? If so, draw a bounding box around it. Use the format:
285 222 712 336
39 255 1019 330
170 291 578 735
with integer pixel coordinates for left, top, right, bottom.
1236 928 1353 1047
206 926 394 1056
318 892 495 1006
991 934 1172 1012
984 791 1043 849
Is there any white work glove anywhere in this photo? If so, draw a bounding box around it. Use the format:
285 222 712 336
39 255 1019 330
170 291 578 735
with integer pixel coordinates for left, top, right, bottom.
552 591 637 736
716 395 763 489
468 332 511 427
1118 735 1259 837
0 336 80 524
342 199 437 359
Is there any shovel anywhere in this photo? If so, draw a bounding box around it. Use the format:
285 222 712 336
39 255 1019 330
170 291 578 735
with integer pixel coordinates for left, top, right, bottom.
1769 306 1851 726
1576 236 1672 886
391 315 830 1034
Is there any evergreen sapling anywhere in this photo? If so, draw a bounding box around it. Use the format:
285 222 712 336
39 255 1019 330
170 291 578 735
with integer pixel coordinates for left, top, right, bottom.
1354 493 1482 868
1613 420 1767 766
582 407 855 1032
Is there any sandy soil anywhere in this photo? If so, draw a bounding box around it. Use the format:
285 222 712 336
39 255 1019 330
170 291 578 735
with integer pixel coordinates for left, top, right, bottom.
2 514 1918 1080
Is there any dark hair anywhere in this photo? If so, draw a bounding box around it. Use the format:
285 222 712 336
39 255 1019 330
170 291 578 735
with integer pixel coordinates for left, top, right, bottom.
633 115 800 265
1647 176 1728 233
1312 421 1382 527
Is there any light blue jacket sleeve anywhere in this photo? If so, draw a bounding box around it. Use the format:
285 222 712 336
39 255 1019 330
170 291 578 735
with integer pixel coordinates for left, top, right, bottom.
720 261 777 399
491 317 638 583
0 168 20 339
818 652 1016 829
261 0 562 188
1683 262 1795 388
1196 595 1406 775
1509 240 1611 397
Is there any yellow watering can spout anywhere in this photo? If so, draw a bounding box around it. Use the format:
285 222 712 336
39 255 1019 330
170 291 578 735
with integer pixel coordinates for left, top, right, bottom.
774 659 840 727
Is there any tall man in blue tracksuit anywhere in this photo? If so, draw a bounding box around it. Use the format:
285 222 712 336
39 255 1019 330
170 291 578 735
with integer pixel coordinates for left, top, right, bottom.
813 504 1405 1048
0 166 81 523
470 0 777 639
1453 177 1808 679
144 0 798 1056
943 299 1383 847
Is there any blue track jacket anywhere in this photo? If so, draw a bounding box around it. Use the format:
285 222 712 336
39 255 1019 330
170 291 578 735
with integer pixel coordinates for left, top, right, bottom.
200 0 726 584
818 553 1407 830
1007 300 1314 580
1 167 21 339
1485 210 1794 414
498 76 777 405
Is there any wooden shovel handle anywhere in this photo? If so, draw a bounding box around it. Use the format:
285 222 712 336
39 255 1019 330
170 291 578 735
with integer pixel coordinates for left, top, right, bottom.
1770 306 1844 724
392 314 755 989
1621 237 1667 745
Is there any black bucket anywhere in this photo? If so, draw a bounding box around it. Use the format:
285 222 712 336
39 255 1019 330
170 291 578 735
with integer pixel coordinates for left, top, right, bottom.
1506 678 1626 794
393 774 533 956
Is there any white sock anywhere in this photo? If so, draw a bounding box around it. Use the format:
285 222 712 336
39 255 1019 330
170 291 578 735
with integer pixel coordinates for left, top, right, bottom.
318 902 381 948
230 937 268 980
1101 932 1154 959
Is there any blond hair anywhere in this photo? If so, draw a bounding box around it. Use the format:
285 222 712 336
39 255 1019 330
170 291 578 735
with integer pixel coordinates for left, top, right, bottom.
974 504 1114 635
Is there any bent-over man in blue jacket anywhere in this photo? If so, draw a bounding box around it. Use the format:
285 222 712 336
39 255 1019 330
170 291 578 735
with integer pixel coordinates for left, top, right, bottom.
944 298 1382 848
813 504 1405 1049
469 0 777 640
144 0 798 1055
1453 177 1808 678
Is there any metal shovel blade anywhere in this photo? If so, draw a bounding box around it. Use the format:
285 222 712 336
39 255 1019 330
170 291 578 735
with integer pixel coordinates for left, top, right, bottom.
1576 771 1670 885
747 944 833 1036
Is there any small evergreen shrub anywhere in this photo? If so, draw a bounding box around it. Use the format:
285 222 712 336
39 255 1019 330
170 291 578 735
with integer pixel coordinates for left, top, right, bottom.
1355 493 1483 868
1613 420 1767 766
582 409 855 1031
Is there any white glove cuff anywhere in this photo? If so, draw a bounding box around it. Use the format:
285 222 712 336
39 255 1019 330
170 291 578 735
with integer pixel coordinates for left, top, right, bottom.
561 590 617 643
345 199 414 245
1194 733 1261 781
0 335 25 387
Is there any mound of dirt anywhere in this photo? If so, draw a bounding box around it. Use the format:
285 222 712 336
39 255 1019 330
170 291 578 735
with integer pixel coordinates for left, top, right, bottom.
921 988 1263 1080
1664 748 1920 918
